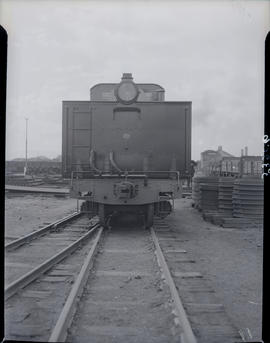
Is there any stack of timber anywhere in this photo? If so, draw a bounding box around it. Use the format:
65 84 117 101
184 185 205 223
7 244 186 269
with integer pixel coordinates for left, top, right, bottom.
221 217 261 228
199 177 219 212
199 177 223 225
5 174 44 187
218 177 235 216
230 176 264 227
197 176 264 229
192 176 218 210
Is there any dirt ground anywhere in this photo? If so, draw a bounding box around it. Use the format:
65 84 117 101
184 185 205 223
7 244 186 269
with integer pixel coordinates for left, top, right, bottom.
4 194 77 241
4 194 263 341
167 198 263 342
69 228 182 343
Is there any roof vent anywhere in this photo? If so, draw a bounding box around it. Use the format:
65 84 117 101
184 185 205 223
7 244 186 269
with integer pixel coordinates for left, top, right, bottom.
121 73 133 80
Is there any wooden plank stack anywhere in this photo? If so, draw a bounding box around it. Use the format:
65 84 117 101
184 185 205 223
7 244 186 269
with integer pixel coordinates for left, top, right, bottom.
192 176 219 210
232 176 263 225
218 177 235 216
192 175 264 229
200 179 219 212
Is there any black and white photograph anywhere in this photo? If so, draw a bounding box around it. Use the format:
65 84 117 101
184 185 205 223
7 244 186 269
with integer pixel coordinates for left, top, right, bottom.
1 0 269 342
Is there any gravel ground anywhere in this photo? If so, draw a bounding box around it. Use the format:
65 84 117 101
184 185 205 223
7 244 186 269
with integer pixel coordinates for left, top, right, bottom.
167 198 263 342
4 194 78 241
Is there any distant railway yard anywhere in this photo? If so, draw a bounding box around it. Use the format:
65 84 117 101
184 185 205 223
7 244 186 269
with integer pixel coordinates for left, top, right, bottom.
4 188 263 342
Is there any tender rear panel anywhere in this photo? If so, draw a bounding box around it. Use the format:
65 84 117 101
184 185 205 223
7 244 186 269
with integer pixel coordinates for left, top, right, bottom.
62 101 191 178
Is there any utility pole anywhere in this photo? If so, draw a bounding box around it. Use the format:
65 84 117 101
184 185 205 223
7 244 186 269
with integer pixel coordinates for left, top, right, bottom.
24 118 28 176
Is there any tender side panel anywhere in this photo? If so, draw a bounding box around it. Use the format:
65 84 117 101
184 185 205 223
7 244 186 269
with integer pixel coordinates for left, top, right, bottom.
62 101 91 178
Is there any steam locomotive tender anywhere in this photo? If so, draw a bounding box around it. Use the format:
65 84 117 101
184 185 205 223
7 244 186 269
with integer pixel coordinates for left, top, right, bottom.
62 73 191 227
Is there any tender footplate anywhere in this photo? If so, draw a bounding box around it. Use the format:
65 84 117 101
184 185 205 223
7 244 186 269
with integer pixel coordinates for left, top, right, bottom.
153 218 242 343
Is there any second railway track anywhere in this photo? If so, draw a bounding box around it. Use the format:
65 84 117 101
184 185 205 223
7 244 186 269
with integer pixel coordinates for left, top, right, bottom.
5 212 98 286
5 212 82 252
5 215 102 342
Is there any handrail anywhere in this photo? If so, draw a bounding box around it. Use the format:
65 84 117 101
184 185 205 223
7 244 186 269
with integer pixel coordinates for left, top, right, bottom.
71 170 180 185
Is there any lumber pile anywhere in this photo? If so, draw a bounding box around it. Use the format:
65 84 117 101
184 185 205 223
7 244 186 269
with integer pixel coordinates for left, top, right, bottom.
192 175 263 229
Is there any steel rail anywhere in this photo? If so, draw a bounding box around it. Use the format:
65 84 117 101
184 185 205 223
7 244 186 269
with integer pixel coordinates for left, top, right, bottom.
5 212 81 251
150 227 197 343
5 223 100 300
49 227 104 342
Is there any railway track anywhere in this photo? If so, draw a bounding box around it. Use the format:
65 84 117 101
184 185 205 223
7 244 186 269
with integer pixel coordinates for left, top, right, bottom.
5 212 99 287
62 223 190 343
5 214 102 341
152 218 243 343
5 217 243 343
5 212 81 251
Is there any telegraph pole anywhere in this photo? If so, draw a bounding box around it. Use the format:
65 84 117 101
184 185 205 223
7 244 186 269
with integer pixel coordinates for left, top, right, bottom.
24 118 28 176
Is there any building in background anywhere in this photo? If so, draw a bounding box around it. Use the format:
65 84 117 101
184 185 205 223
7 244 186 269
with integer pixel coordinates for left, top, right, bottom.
220 155 262 176
199 145 262 177
200 146 234 176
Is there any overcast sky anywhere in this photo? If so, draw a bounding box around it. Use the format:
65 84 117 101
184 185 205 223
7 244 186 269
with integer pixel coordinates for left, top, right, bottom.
0 0 269 160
